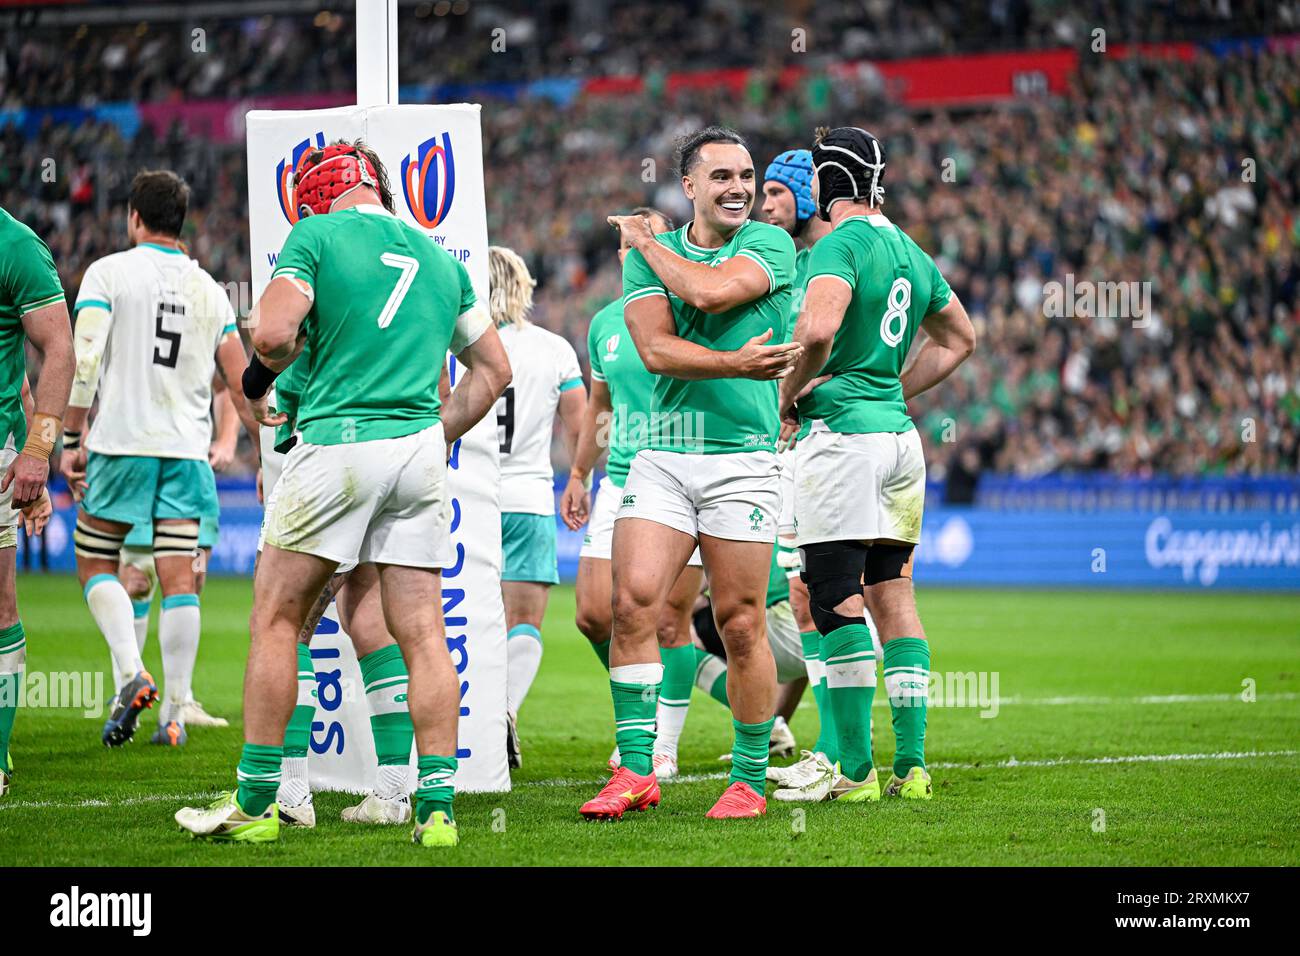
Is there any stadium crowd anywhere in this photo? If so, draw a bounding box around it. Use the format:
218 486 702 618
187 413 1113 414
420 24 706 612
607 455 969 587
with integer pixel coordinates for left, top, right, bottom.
4 0 1290 105
2 13 1296 481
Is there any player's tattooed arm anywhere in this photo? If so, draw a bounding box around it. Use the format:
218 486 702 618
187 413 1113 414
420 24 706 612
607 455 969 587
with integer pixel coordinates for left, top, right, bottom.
624 295 800 381
901 294 976 401
610 215 769 314
443 322 512 446
561 378 602 530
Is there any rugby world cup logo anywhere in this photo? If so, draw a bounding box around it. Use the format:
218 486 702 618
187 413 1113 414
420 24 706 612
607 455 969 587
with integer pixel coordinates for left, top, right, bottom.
401 132 456 229
275 131 326 225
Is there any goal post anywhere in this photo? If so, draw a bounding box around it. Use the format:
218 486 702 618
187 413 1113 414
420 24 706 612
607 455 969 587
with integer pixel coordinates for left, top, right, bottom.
242 1 508 793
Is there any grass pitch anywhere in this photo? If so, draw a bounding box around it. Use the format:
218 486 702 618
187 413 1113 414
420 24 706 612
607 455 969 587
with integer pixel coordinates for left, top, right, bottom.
2 574 1297 866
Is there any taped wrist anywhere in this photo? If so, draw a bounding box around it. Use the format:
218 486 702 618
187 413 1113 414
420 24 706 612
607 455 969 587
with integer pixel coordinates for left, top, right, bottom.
242 355 280 400
74 518 127 561
154 521 200 560
21 412 60 461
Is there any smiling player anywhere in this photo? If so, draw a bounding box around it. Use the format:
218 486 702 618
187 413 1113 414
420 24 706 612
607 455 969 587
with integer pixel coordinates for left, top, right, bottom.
579 126 800 821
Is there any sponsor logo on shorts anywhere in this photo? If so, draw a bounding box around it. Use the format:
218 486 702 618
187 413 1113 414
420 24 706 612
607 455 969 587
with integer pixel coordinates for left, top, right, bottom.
621 494 636 508
748 507 764 532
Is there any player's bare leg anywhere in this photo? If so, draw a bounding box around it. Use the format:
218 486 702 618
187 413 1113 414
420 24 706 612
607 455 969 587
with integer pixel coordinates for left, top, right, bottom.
697 534 777 817
275 569 346 827
245 545 337 748
74 512 156 745
336 563 417 823
574 555 613 663
650 564 704 778
501 579 550 768
864 563 932 799
579 517 694 820
174 544 336 841
376 563 460 846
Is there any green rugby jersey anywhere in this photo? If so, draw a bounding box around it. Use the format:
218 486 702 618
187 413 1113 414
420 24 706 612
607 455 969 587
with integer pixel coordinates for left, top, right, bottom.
0 207 64 448
786 244 814 443
270 205 478 446
785 245 812 341
798 214 951 435
587 297 655 487
622 219 795 454
272 338 310 452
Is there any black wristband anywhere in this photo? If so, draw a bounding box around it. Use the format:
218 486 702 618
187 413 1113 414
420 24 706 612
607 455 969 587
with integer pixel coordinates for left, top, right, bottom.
242 355 280 400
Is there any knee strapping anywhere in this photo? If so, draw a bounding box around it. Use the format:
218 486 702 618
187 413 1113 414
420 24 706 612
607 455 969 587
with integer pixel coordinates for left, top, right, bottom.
807 579 863 635
153 521 200 560
74 518 127 561
801 540 868 636
863 543 915 585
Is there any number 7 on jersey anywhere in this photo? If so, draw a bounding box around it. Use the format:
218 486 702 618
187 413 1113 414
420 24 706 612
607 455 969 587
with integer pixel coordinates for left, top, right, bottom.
377 252 419 328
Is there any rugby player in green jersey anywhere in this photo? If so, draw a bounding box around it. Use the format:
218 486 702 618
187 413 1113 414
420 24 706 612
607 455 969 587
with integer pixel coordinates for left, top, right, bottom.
0 207 75 797
562 207 705 780
580 127 803 820
777 127 975 802
175 142 511 847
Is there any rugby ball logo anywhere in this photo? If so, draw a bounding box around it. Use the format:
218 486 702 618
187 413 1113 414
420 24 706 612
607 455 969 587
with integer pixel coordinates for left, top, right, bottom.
401 132 456 229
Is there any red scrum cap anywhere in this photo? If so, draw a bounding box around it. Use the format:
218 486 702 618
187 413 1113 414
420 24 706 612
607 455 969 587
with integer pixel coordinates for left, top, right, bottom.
293 143 381 218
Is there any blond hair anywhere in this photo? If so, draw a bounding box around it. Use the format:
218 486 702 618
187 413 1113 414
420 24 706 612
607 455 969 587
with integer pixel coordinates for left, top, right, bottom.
488 245 536 328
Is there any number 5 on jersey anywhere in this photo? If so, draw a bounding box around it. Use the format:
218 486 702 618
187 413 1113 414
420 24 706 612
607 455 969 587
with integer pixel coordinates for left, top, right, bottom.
377 253 419 328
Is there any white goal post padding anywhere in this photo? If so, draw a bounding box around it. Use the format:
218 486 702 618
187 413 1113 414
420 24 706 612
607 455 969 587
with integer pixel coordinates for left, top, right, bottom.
246 104 509 794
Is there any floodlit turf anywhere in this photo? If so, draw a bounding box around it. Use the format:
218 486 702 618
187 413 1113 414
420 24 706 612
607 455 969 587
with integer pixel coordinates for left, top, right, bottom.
2 574 1297 866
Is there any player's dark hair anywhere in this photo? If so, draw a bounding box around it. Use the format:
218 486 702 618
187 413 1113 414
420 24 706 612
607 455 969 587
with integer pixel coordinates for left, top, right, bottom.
631 206 675 231
128 169 189 237
675 126 748 179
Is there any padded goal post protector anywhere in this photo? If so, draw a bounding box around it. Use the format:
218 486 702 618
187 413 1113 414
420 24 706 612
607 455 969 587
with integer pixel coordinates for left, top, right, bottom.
247 104 508 793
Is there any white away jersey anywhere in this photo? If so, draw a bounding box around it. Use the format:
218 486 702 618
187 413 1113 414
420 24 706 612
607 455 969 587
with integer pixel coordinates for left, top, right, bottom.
496 322 583 514
75 243 236 459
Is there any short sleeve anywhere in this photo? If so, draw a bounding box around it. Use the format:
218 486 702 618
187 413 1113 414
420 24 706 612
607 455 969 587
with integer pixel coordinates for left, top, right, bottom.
926 253 953 315
587 314 606 382
556 335 583 393
734 223 796 295
270 218 325 291
622 246 666 307
73 258 112 316
5 231 64 316
806 232 858 291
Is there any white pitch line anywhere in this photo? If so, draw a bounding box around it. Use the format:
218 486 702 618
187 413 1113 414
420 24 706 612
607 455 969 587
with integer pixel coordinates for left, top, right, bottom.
519 748 1299 790
3 750 1297 811
0 790 218 813
792 691 1300 710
